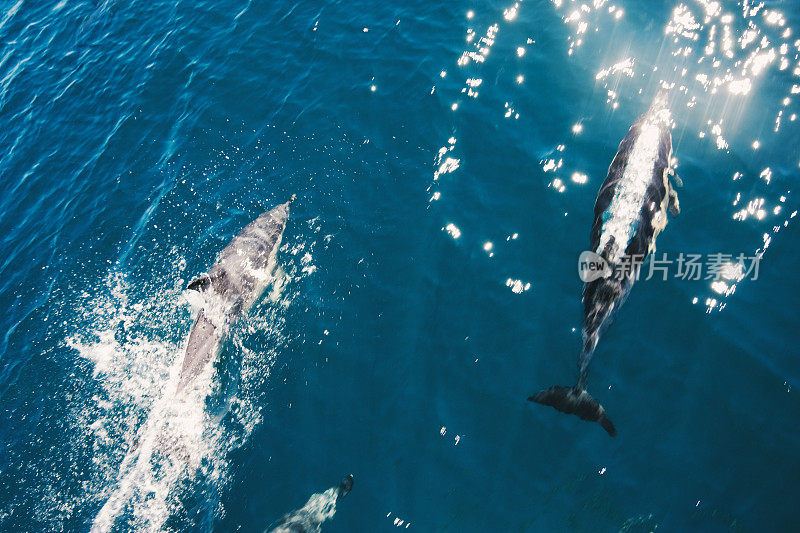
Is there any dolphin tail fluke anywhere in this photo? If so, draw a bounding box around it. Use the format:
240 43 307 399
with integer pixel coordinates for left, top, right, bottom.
529 385 616 437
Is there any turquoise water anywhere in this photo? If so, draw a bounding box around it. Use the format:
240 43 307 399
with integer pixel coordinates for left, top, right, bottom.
0 0 799 530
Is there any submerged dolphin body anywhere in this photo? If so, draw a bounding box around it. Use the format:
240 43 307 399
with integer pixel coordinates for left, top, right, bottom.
530 91 680 436
177 198 292 393
267 475 354 533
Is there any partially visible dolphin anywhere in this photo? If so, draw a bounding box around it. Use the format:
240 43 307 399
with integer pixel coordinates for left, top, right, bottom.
267 475 354 533
530 90 680 436
177 197 293 393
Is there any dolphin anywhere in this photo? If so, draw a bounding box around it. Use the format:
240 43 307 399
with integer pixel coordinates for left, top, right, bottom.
90 200 293 531
177 197 293 393
267 475 354 533
530 90 680 436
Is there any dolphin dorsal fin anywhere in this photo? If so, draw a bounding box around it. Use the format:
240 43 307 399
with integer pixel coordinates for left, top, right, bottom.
188 270 228 292
187 274 211 292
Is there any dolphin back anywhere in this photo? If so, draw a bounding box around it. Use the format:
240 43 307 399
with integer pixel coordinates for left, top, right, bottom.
176 311 222 393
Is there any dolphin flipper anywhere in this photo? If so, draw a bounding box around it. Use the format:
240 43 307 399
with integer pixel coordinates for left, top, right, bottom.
529 386 616 437
668 186 680 216
668 167 683 187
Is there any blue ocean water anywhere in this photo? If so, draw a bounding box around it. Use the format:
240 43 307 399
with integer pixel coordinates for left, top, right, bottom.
0 0 799 530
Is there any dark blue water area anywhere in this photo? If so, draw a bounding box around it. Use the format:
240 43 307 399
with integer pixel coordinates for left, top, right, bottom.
0 0 799 531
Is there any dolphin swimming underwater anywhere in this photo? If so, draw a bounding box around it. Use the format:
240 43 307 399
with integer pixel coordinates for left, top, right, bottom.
177 197 293 393
267 475 354 533
530 91 680 436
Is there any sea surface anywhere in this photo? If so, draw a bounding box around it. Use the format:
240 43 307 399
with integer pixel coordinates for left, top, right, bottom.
0 0 799 530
